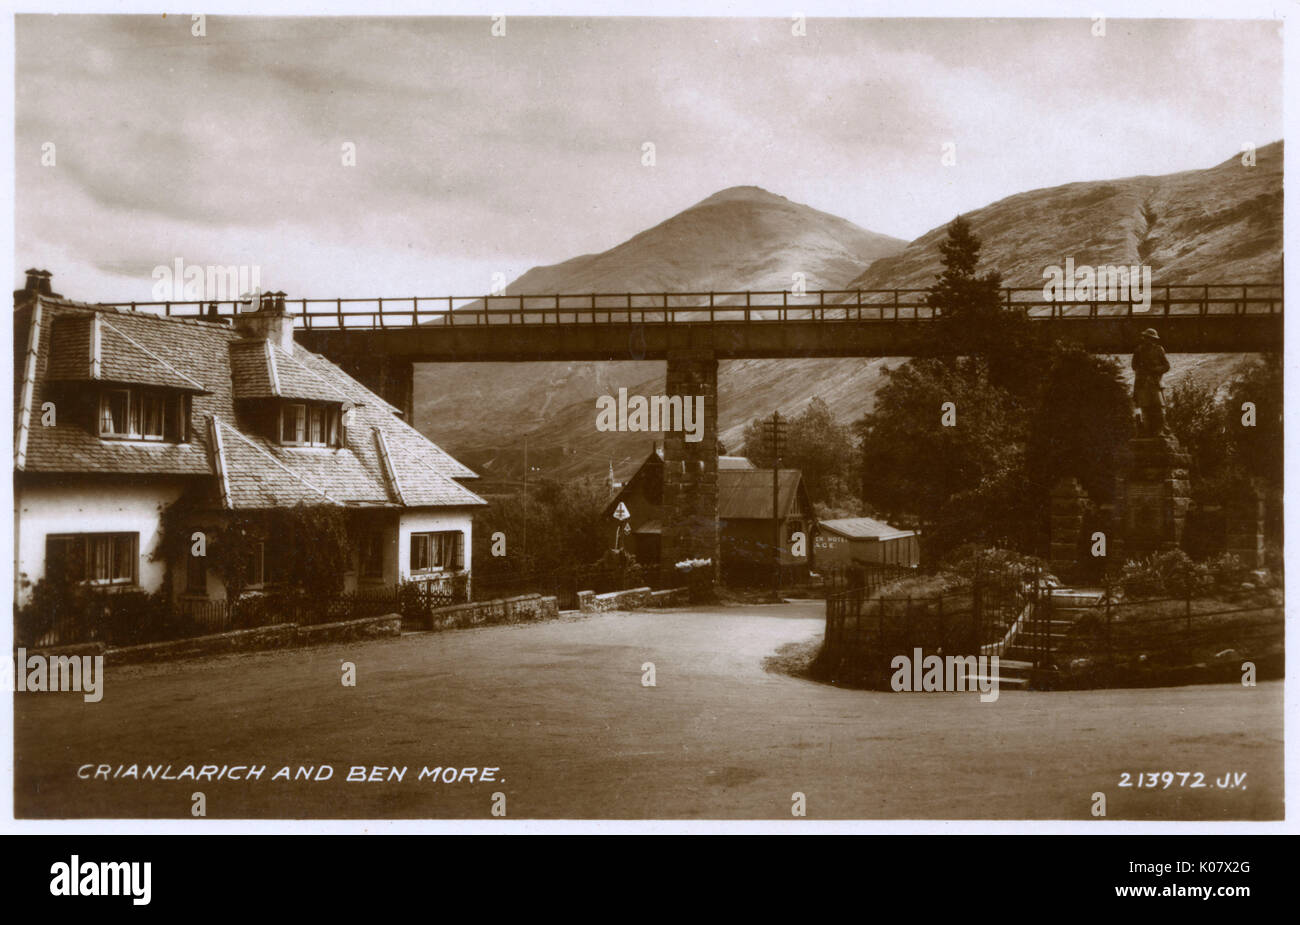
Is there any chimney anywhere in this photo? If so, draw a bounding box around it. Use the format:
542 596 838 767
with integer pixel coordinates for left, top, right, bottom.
234 289 295 354
15 268 59 305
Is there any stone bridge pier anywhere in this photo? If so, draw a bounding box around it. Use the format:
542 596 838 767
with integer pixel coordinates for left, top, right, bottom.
660 343 720 583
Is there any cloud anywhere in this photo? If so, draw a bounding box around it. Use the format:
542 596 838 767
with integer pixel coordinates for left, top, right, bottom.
16 15 1282 300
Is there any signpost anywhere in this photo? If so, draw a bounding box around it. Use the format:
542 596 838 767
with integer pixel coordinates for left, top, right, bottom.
612 501 631 552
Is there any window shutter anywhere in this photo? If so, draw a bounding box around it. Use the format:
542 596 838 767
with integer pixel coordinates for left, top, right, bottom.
453 532 464 570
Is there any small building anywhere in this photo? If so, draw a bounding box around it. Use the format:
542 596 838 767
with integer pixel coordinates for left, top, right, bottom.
717 467 812 585
813 517 920 570
13 270 486 618
605 447 666 568
604 447 812 584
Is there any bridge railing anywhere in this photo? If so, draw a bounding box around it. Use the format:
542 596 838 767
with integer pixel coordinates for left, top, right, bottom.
92 283 1282 330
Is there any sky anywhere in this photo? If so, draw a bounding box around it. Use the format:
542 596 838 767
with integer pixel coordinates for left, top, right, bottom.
14 15 1284 302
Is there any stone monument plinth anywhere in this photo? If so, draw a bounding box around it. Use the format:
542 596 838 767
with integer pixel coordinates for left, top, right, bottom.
1123 435 1191 557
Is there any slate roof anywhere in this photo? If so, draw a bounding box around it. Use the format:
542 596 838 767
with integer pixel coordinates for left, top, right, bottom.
47 315 206 391
718 455 756 470
229 339 352 404
604 449 807 524
716 469 806 520
817 517 915 541
15 293 485 511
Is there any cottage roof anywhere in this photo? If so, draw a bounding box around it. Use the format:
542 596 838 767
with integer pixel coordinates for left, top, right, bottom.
604 449 807 524
15 293 484 511
718 455 755 470
818 517 914 541
47 315 208 392
717 468 805 520
229 339 353 404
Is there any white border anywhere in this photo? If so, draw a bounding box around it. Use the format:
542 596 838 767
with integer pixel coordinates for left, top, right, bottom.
1 0 1295 836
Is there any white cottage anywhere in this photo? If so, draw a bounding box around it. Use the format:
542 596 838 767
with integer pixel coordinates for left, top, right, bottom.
13 270 486 614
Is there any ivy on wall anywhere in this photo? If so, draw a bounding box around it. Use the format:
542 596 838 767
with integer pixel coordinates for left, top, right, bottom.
156 495 354 599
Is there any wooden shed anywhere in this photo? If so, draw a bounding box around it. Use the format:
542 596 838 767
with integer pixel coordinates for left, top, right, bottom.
814 517 920 570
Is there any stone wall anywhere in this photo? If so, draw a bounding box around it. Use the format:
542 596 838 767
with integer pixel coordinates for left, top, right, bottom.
296 614 404 646
103 624 301 665
648 587 689 607
418 593 558 630
577 586 652 613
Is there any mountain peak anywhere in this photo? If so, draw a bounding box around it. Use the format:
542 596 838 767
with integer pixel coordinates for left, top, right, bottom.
690 185 791 209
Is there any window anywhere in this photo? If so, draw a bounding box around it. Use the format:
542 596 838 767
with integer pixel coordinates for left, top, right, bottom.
98 388 174 441
245 542 266 587
45 533 138 586
280 403 340 447
281 403 306 444
409 531 463 573
100 390 129 436
359 532 385 580
141 392 165 439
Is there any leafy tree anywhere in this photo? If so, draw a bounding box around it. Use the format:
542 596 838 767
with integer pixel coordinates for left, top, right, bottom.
472 475 613 578
1226 353 1283 490
926 215 1047 402
855 359 1024 547
1166 377 1230 480
1024 343 1133 509
741 397 861 510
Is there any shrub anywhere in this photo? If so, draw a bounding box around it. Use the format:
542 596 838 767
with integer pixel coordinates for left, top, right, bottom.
102 590 171 646
675 558 715 604
1118 550 1209 599
15 580 170 647
1203 552 1250 591
15 578 89 647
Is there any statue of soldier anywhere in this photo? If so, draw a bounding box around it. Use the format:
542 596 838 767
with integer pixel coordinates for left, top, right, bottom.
1132 328 1170 436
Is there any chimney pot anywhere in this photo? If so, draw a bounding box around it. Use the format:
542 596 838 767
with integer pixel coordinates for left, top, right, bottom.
24 268 41 292
234 288 295 353
37 270 53 296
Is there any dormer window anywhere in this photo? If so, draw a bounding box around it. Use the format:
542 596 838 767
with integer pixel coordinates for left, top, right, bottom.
99 387 180 441
279 401 342 447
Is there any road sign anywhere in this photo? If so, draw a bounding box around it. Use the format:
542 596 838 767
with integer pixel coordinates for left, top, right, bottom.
613 501 631 522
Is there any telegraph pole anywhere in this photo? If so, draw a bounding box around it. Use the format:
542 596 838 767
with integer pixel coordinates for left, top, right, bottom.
764 411 787 599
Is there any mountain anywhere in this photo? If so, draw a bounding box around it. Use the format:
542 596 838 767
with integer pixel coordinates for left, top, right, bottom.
417 145 1283 486
835 141 1283 422
498 186 904 296
415 187 907 478
846 141 1282 291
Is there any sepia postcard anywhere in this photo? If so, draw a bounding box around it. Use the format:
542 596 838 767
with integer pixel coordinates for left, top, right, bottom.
3 4 1293 845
